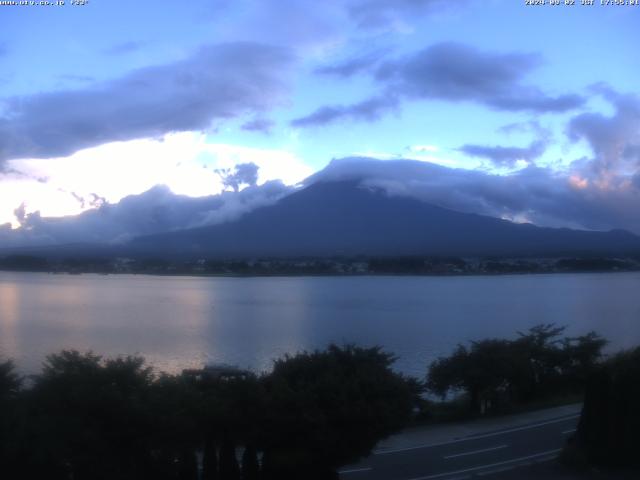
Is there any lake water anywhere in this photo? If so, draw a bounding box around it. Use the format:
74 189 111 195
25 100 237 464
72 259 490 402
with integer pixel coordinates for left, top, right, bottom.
1 272 639 377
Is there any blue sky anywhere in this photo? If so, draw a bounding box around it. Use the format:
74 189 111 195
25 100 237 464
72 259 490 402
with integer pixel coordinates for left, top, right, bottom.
1 0 639 240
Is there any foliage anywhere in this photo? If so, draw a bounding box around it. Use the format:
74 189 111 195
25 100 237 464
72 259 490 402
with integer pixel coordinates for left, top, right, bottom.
427 324 607 413
0 346 419 480
576 347 640 468
0 359 21 400
260 344 421 477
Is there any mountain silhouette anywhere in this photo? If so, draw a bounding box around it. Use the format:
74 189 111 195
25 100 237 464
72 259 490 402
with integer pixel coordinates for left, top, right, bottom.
127 180 640 258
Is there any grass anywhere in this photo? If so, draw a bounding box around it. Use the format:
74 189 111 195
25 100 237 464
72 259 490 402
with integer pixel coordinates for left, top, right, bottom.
411 391 584 427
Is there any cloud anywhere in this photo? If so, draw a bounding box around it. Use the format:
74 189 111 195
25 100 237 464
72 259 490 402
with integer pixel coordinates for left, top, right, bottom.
376 42 584 112
213 0 346 51
103 41 146 55
459 122 551 167
294 42 585 127
567 87 640 181
0 181 293 248
0 42 294 165
459 140 547 167
241 117 274 133
216 162 260 192
347 0 472 30
314 48 391 77
307 157 640 234
4 153 640 248
194 180 291 227
13 202 26 226
291 94 399 127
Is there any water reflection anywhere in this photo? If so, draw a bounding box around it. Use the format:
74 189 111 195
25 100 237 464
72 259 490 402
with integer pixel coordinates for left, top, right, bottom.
0 280 20 359
1 271 639 376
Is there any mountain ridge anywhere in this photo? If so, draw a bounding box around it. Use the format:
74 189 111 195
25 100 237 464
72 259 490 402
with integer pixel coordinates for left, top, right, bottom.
124 180 640 259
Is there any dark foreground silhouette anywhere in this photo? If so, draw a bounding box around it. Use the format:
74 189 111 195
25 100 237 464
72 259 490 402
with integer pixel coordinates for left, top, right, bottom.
571 346 640 470
0 345 420 480
0 328 637 479
427 324 607 415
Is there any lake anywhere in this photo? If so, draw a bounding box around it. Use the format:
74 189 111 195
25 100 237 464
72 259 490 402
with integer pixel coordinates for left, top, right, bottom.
1 272 639 377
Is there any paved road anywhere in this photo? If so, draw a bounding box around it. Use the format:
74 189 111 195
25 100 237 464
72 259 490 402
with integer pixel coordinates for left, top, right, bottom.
339 409 580 480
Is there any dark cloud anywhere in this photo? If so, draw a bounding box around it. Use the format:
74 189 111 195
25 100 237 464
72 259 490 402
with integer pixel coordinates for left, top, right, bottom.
13 203 26 226
460 123 550 167
459 140 547 167
65 191 107 210
0 181 292 248
103 41 146 55
241 118 274 133
347 0 472 30
294 42 584 127
216 162 260 192
291 94 399 127
0 42 294 164
314 48 391 77
567 88 640 179
307 157 640 234
376 42 584 112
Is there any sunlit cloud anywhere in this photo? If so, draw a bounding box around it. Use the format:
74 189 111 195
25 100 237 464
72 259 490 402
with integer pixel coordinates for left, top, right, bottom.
1 132 312 226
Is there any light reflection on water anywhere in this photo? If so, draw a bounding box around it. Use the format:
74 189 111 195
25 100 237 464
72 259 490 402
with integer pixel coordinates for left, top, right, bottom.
0 271 639 377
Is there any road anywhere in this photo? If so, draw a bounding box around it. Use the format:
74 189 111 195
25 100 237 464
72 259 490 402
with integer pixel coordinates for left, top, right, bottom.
339 409 580 480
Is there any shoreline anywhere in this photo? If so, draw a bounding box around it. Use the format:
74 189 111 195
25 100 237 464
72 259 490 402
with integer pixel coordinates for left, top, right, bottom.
1 268 639 279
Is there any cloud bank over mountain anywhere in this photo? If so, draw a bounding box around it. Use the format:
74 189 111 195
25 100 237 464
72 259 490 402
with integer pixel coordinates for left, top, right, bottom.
2 144 640 249
308 155 640 235
0 179 291 248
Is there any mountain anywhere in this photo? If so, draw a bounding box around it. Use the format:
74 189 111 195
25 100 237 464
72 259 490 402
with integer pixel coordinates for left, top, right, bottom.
126 180 640 259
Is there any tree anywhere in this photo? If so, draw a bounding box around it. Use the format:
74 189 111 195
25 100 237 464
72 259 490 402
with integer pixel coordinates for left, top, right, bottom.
0 358 21 401
560 331 608 389
575 347 640 468
427 340 516 413
0 359 23 476
183 366 265 480
25 350 156 480
512 324 567 399
260 345 421 478
427 325 608 413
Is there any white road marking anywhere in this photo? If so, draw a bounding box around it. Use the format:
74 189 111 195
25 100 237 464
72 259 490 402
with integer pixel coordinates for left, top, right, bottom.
338 467 372 475
375 414 579 455
443 444 508 460
562 429 576 435
405 448 562 480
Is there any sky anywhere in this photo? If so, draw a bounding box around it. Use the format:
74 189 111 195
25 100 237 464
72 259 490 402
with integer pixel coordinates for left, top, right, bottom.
0 0 639 246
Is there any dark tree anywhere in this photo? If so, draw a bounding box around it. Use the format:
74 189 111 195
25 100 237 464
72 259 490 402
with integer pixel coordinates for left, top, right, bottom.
202 438 220 480
427 325 607 414
0 359 23 476
241 444 260 480
260 344 421 478
575 347 640 468
219 437 241 480
0 359 21 399
25 351 156 480
428 340 516 413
